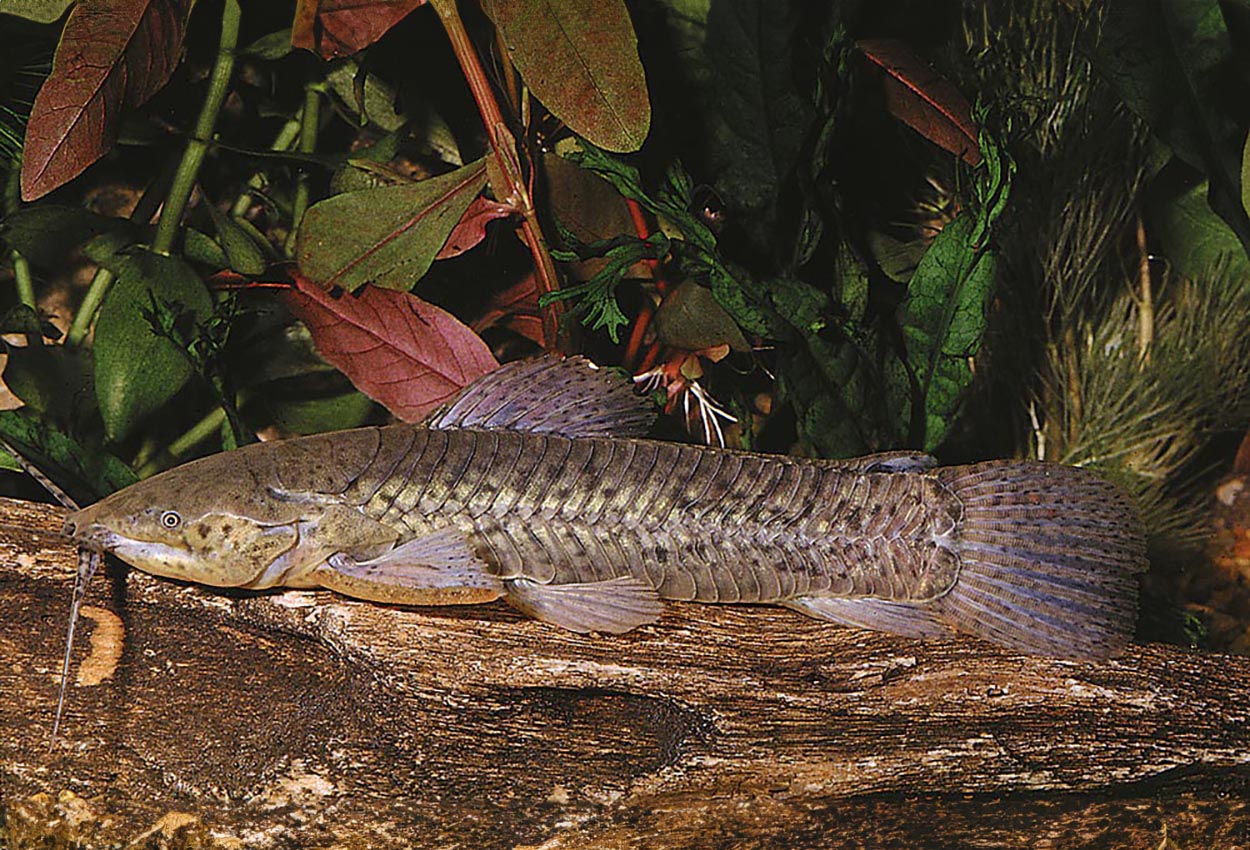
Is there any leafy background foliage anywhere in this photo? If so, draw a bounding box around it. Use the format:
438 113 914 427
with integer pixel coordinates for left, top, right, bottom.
2 0 1250 649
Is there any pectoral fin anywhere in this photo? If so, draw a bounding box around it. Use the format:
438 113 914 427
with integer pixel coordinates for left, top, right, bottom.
506 576 664 634
315 526 504 606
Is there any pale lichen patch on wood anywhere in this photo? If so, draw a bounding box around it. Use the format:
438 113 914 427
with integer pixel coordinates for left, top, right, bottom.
73 605 123 686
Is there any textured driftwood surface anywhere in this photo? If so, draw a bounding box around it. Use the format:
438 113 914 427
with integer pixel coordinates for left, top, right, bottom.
2 495 1249 849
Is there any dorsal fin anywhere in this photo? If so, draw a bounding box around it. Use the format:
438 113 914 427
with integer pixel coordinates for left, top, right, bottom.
426 355 657 438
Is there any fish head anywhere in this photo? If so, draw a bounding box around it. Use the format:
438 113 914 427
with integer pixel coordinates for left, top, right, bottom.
64 464 300 588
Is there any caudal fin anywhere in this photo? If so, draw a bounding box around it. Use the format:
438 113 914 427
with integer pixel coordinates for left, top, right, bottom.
937 461 1147 659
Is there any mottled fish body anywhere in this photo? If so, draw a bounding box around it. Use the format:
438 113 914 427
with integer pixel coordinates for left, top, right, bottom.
66 357 1147 659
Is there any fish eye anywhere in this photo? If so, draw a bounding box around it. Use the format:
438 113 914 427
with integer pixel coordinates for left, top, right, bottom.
160 510 182 529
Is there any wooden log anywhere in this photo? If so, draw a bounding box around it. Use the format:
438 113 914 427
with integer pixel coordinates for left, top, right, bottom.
1 495 1248 848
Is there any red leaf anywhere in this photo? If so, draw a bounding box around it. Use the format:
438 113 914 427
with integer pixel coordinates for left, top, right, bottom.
435 196 518 260
291 0 426 60
281 274 498 422
471 273 545 348
480 0 650 152
21 0 195 200
856 39 982 167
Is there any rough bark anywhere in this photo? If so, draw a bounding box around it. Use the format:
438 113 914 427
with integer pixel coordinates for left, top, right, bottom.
1 495 1248 849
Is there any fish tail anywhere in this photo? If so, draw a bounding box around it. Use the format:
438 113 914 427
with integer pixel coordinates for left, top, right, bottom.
937 461 1147 659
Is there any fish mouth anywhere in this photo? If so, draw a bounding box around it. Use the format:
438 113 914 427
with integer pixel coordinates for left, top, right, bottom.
74 532 208 583
62 517 120 553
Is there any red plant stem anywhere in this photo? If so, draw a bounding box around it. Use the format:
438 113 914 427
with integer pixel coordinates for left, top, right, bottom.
623 300 654 368
621 196 659 367
637 339 662 373
430 0 567 353
626 198 650 241
625 197 664 287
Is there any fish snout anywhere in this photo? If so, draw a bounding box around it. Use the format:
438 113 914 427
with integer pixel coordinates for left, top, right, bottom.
62 510 114 552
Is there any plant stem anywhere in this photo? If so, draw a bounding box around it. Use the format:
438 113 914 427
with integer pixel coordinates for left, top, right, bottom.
232 114 302 219
1135 213 1153 363
137 406 226 477
65 268 115 347
10 252 34 309
151 0 242 256
284 77 322 257
430 0 568 353
4 162 35 308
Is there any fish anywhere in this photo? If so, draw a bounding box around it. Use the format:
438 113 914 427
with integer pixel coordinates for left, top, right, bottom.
64 355 1147 659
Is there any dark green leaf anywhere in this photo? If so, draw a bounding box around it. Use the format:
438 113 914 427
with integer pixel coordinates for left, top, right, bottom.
704 0 814 233
1154 178 1250 279
183 227 229 268
1242 129 1250 219
325 60 405 132
898 215 997 450
261 390 376 435
1 341 92 425
242 28 293 60
92 251 213 441
868 231 926 285
835 242 871 322
0 304 56 338
1 204 139 268
1091 0 1250 255
0 409 137 501
777 335 876 457
206 205 268 275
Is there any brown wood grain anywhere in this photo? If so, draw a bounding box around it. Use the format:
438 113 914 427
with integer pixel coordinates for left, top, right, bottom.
2 495 1248 849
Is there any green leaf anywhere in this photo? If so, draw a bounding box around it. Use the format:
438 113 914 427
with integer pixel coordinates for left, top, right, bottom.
1091 0 1250 256
324 60 404 133
704 0 814 233
1154 178 1250 280
653 280 751 352
890 116 1013 450
542 232 669 342
0 303 58 338
183 227 229 268
0 0 75 24
898 215 996 450
836 241 871 321
205 205 268 275
242 28 293 60
261 390 376 435
1 342 92 425
295 157 488 292
481 0 650 152
0 204 140 268
0 409 137 501
1241 129 1250 220
92 251 213 441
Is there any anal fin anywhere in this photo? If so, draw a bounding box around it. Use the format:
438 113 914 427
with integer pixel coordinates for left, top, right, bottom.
785 596 952 640
316 526 503 606
506 576 664 634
